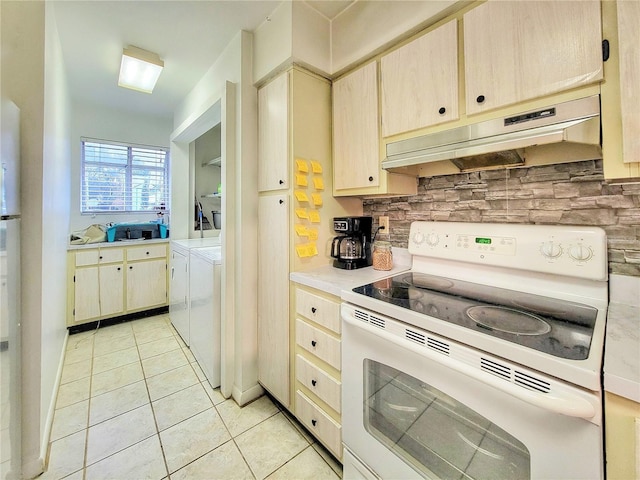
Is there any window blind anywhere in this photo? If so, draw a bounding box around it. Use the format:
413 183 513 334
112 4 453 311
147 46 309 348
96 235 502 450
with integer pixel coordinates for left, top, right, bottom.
81 138 170 213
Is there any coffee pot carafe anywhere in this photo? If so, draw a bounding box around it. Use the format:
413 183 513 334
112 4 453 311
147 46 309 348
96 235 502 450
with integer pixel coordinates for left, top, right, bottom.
330 216 373 270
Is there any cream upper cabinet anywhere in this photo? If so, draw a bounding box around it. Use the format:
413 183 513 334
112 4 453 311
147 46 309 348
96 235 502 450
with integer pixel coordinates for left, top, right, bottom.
333 61 380 191
464 1 603 115
258 72 289 192
381 20 459 137
333 62 417 196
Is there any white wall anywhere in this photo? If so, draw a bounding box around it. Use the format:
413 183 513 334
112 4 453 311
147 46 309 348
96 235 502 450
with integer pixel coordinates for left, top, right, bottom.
1 1 72 477
172 31 261 405
40 1 72 468
69 103 172 231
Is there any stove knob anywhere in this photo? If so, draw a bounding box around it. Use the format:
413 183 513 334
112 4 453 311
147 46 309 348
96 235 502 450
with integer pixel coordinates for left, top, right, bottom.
569 244 593 262
540 241 562 259
425 233 440 247
412 231 425 245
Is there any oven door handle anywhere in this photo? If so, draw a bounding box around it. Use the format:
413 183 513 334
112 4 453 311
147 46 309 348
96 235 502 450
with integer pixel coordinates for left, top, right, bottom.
343 313 596 420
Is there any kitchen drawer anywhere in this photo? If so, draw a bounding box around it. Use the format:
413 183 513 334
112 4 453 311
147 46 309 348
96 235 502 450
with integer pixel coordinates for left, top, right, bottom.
296 319 341 370
75 248 124 266
127 244 167 261
296 354 341 413
295 288 340 334
296 390 342 459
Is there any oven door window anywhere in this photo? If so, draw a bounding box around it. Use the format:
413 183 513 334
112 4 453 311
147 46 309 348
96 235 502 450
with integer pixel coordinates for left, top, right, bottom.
363 359 530 479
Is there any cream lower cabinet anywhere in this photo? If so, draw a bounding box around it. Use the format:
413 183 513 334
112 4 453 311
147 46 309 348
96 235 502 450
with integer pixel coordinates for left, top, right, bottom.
293 285 342 460
605 391 640 480
67 243 168 327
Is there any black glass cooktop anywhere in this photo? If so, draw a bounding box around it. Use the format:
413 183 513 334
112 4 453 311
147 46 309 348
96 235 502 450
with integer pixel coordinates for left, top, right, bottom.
352 272 598 360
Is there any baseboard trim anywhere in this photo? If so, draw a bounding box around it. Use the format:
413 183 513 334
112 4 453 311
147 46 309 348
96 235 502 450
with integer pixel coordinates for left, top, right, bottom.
232 383 264 407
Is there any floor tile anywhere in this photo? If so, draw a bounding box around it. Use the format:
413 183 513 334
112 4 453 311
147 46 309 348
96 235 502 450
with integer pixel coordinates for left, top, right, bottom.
267 446 340 480
56 377 91 409
202 382 226 405
50 400 89 442
60 361 92 385
92 345 140 375
191 361 207 382
151 383 212 431
171 440 253 480
235 413 309 480
160 408 231 474
145 364 198 401
281 408 315 444
64 342 94 366
66 331 94 351
138 336 181 360
86 404 156 466
311 443 343 478
85 434 167 480
131 315 170 332
216 395 279 437
93 333 136 357
41 430 85 479
60 469 84 480
141 348 188 378
90 380 150 426
134 325 175 345
91 361 144 397
93 322 133 342
182 347 196 363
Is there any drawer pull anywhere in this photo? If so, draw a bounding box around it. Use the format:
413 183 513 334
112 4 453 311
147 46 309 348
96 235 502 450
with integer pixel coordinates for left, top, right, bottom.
311 419 317 427
129 266 133 270
99 255 103 260
311 307 317 314
146 251 150 255
311 340 317 347
117 267 121 271
311 379 317 387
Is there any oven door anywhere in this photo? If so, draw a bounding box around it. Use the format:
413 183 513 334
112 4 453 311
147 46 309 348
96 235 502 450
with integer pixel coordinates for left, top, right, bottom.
341 304 603 480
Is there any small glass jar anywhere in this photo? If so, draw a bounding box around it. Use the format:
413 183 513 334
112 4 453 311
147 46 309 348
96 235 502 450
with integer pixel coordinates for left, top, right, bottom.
372 240 393 271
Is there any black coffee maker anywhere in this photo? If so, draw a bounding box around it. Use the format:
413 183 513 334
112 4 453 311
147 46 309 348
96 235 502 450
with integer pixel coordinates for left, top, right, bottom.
331 216 373 269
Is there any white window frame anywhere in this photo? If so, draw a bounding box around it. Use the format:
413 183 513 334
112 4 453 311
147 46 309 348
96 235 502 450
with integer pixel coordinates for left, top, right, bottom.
80 137 170 214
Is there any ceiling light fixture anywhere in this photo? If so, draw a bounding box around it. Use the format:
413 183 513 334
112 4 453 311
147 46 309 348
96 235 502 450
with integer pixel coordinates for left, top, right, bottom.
118 46 164 94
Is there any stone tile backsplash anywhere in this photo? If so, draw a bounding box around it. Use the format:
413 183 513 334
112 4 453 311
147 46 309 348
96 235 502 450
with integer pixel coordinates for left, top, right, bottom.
363 160 640 276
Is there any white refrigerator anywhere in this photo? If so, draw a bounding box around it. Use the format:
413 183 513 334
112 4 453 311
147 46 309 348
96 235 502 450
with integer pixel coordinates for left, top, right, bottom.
1 98 21 480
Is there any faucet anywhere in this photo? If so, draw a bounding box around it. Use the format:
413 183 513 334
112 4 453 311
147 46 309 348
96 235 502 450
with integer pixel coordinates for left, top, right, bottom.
197 200 204 238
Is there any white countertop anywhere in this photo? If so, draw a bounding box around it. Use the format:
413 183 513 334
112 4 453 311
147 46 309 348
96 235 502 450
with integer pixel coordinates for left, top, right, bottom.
290 248 412 297
604 273 640 402
68 238 169 250
171 237 221 249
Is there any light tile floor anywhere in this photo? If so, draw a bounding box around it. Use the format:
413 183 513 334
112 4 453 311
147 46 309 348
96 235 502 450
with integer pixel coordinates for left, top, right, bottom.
41 314 342 480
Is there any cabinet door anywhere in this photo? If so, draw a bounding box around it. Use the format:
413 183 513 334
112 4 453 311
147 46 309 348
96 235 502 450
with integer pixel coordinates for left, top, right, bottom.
99 264 124 317
257 194 290 406
617 0 640 166
464 1 603 115
258 72 289 192
381 20 459 137
74 267 100 322
333 62 380 190
127 259 167 311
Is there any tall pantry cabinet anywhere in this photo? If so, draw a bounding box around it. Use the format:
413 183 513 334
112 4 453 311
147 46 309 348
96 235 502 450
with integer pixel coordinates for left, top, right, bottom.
256 67 360 408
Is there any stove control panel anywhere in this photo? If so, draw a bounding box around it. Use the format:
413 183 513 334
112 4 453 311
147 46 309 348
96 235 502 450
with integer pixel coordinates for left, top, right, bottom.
408 221 607 281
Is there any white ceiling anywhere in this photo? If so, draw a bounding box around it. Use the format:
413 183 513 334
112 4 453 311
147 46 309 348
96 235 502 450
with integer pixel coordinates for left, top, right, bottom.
52 1 357 120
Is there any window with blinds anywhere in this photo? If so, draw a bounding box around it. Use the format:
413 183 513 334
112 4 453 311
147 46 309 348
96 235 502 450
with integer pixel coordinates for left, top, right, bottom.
81 138 170 213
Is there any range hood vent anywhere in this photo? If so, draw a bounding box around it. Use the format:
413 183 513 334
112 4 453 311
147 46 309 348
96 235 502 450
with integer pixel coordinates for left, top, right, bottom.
383 95 601 172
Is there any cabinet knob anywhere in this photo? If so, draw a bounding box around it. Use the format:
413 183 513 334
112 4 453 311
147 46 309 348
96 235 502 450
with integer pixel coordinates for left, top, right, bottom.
99 256 103 260
311 340 317 347
279 199 284 204
311 419 317 427
117 267 121 271
476 95 485 104
146 251 150 255
311 379 317 387
311 307 317 314
368 176 374 182
129 266 133 270
438 107 446 115
279 179 284 185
